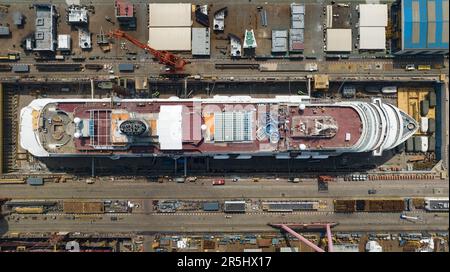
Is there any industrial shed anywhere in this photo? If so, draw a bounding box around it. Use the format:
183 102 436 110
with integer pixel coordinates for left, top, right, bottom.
359 27 386 50
397 0 449 54
326 29 352 52
359 4 388 27
57 35 71 51
192 27 210 56
148 3 192 27
358 4 387 50
147 3 192 51
148 27 191 51
272 30 288 52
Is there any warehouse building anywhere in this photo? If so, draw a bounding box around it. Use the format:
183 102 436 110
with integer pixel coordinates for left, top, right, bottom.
34 4 57 52
394 0 449 54
192 27 210 56
67 6 88 24
326 29 352 52
57 35 71 51
0 26 10 36
148 3 192 51
358 4 388 50
289 3 305 52
272 30 288 53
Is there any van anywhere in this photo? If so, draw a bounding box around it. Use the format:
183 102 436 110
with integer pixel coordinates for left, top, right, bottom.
381 86 397 94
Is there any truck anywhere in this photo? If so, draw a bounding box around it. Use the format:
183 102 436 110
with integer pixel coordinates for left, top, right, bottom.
418 65 431 71
318 176 334 182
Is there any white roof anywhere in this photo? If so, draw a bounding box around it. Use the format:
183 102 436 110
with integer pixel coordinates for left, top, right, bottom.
326 29 352 52
365 241 382 252
148 3 191 27
148 27 191 51
57 34 71 50
157 105 183 150
359 4 387 27
243 249 263 252
19 101 50 157
359 27 386 50
192 27 210 55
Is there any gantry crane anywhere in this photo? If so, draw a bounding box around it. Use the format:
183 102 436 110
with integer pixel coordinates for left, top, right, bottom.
108 29 189 71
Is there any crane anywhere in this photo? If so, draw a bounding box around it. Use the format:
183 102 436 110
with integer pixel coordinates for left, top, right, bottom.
108 29 189 71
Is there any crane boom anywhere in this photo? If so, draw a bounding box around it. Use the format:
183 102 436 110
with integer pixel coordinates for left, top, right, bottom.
109 30 189 71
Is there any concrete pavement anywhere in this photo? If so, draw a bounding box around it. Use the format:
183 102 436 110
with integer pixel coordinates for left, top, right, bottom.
0 180 447 199
2 211 447 233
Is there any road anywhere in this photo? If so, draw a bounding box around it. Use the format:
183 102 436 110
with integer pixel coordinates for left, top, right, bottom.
0 180 447 199
2 211 447 233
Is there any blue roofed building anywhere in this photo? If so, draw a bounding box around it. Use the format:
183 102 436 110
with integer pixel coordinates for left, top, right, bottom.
394 0 448 54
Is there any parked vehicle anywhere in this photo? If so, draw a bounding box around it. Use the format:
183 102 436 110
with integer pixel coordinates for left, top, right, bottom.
418 65 431 70
213 179 225 185
405 64 415 71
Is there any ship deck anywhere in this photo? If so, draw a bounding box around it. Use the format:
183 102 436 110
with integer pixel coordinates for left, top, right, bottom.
38 101 363 155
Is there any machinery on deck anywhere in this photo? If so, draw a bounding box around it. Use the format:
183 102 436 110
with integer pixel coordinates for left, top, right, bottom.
108 29 189 71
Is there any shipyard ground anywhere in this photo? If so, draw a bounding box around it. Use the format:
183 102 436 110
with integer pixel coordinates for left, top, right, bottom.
0 0 449 252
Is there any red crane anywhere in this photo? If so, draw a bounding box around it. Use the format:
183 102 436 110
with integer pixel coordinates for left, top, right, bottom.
269 222 337 252
108 29 189 71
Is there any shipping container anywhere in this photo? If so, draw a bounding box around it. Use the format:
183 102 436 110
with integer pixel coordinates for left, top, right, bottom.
202 202 219 211
420 100 429 117
364 200 405 212
428 118 435 133
335 199 405 213
334 200 356 213
118 63 134 72
428 92 436 107
12 64 29 73
418 65 431 70
27 177 43 186
224 201 246 213
14 207 44 214
63 201 104 214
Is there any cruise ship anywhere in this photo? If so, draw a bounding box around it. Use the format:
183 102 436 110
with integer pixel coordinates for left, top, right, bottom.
19 96 418 159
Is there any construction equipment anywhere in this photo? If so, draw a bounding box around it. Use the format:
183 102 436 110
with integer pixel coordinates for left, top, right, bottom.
105 16 115 25
270 222 338 252
109 29 189 71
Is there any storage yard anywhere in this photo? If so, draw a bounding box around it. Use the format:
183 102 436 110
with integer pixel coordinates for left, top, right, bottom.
0 0 448 253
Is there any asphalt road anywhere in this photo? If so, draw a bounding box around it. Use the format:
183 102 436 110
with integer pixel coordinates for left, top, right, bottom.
2 211 447 233
0 180 447 199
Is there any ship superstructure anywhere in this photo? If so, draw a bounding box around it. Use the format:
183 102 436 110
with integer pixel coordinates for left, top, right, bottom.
20 96 418 159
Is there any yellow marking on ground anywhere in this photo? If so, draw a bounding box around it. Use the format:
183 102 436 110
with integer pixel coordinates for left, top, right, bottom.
397 88 435 135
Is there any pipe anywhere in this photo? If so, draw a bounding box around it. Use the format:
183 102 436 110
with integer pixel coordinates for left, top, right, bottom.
280 224 325 252
326 224 334 252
